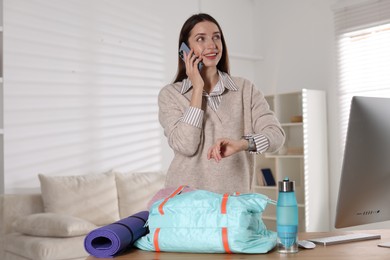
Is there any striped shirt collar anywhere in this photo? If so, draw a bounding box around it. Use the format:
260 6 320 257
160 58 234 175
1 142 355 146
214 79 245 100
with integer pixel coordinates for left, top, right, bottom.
180 70 238 95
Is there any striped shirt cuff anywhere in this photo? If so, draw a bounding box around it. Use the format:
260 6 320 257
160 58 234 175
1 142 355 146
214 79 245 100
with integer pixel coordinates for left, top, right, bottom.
250 134 270 154
181 106 204 128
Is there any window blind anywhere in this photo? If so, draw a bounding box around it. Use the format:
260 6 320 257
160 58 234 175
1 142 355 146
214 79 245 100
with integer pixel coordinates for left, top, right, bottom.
4 0 164 192
334 0 390 150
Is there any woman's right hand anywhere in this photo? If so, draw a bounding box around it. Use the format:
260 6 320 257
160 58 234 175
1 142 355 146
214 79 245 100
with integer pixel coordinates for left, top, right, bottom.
184 49 204 92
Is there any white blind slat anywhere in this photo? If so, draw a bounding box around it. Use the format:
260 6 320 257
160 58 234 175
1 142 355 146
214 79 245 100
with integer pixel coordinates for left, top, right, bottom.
4 0 164 191
334 0 390 33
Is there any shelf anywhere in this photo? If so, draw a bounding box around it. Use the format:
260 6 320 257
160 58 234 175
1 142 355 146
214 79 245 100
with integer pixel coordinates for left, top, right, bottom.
253 185 277 190
254 89 329 232
262 215 276 221
265 154 304 159
280 122 303 127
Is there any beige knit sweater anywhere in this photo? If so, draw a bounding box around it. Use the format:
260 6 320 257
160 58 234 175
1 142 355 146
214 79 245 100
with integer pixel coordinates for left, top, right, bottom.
158 75 285 194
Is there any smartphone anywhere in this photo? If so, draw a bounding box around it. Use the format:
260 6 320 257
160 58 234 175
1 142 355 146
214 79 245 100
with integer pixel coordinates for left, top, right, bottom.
179 42 203 71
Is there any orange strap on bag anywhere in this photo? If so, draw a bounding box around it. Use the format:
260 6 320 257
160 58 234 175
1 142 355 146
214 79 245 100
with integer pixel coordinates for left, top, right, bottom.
158 185 186 215
221 193 231 253
222 227 231 254
155 185 187 252
153 228 161 252
221 193 229 214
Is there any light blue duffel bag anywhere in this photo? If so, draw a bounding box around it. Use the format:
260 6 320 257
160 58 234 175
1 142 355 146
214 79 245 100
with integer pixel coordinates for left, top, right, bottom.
134 186 277 254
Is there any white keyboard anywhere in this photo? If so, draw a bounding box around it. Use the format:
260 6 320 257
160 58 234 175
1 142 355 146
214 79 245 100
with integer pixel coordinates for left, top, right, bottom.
308 233 381 246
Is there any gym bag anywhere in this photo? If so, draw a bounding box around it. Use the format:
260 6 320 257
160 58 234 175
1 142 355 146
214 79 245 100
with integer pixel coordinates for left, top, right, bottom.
134 186 277 254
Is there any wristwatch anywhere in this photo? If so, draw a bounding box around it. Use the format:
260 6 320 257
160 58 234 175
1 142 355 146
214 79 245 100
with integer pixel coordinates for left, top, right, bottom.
242 135 256 152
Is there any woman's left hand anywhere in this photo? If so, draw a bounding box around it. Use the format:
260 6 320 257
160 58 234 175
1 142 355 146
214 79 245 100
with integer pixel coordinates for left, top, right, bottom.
207 138 248 163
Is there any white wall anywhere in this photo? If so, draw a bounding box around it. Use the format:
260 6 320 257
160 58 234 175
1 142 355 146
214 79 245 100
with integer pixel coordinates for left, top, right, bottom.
254 0 336 95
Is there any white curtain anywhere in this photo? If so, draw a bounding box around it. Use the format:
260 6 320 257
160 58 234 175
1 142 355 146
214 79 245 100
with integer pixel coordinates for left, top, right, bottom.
4 0 164 192
334 0 390 150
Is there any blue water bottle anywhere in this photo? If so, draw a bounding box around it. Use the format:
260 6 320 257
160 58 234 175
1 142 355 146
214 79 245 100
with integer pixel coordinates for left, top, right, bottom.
277 177 298 253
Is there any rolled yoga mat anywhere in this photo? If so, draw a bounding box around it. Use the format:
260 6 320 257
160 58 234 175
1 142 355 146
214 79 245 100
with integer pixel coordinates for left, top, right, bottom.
84 211 149 258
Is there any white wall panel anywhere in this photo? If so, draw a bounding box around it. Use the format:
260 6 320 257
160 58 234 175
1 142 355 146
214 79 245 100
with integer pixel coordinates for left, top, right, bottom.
254 0 335 95
4 0 164 192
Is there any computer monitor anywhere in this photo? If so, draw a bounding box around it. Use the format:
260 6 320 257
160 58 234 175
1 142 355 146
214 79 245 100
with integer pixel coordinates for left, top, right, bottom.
335 96 390 228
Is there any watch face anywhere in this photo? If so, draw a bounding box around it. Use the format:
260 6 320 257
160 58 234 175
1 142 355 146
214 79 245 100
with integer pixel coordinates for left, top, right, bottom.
248 137 256 151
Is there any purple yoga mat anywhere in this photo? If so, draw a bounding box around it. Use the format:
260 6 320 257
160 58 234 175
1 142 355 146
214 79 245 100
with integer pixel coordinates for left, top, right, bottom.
84 211 149 258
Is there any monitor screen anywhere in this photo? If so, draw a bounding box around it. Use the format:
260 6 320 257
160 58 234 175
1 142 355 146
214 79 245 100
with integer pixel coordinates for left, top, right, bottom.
335 96 390 228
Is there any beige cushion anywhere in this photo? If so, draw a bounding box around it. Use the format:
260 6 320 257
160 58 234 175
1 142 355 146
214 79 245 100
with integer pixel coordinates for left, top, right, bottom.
115 171 166 218
39 172 120 226
12 213 97 237
4 232 88 260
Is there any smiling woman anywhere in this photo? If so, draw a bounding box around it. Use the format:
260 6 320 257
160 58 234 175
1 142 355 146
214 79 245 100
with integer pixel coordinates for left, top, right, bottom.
158 13 285 194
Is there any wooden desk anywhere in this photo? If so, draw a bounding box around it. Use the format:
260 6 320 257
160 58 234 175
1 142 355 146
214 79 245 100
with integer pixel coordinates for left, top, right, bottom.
85 230 390 260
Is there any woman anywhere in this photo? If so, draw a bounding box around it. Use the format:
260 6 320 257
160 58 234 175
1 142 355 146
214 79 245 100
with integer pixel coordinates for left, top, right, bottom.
158 13 285 194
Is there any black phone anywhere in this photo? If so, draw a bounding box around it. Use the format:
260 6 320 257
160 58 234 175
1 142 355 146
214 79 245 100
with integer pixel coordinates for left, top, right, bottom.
179 42 203 71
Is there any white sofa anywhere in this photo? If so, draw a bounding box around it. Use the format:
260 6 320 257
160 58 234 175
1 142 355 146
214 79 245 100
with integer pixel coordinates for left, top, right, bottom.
0 170 166 260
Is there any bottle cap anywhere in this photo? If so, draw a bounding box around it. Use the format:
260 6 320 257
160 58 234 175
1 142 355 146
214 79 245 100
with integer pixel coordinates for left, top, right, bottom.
279 177 295 192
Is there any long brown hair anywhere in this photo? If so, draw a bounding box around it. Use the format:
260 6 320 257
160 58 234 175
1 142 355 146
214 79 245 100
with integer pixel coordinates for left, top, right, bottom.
173 13 230 83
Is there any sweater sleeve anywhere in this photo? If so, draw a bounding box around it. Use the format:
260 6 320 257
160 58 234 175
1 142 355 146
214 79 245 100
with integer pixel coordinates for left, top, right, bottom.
250 85 285 153
158 86 203 156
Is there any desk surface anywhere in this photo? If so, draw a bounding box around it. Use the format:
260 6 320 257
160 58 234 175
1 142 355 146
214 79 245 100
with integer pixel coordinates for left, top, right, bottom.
85 229 390 260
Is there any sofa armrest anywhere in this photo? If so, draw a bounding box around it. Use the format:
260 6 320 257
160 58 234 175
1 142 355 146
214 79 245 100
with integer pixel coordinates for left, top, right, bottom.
0 193 44 235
